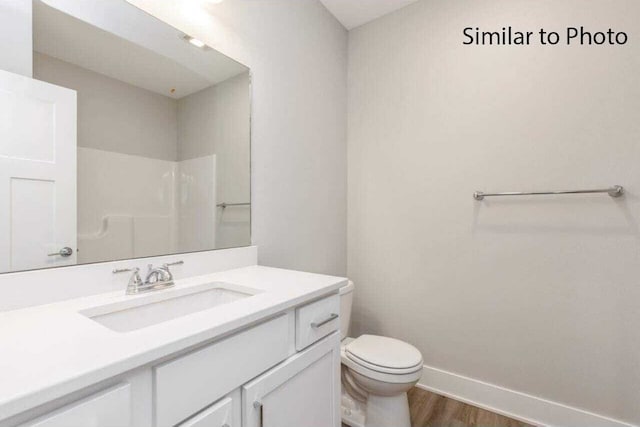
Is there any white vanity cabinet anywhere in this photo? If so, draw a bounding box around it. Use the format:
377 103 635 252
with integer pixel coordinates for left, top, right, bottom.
10 293 341 427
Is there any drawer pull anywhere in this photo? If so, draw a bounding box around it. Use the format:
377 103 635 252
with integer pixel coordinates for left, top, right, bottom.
311 313 339 329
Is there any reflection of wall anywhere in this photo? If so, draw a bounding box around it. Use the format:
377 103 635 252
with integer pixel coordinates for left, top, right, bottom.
0 0 32 77
178 72 251 248
34 52 178 160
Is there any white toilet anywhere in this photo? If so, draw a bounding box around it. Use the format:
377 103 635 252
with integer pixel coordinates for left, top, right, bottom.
339 281 423 427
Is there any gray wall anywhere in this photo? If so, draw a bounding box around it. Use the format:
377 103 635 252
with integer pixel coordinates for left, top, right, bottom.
348 0 639 424
130 0 349 276
34 52 179 161
0 0 32 77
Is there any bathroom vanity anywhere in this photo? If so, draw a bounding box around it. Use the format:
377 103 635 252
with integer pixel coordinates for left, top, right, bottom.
0 265 346 426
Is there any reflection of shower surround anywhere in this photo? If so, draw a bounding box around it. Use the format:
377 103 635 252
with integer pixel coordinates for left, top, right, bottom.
77 147 216 264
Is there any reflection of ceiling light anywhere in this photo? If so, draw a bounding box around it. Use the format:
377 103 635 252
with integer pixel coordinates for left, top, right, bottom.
188 37 206 48
182 35 209 50
208 0 224 3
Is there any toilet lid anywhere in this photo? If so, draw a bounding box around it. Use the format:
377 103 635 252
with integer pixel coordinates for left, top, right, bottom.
345 335 422 371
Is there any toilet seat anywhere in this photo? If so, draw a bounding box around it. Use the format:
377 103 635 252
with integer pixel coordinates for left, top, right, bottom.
341 335 423 384
346 335 423 374
347 352 423 375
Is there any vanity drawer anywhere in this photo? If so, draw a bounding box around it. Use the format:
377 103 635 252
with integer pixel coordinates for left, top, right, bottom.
22 384 131 427
154 315 289 427
179 396 234 427
295 294 340 351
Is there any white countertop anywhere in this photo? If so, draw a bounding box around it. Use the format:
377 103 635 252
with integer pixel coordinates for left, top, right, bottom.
0 265 347 420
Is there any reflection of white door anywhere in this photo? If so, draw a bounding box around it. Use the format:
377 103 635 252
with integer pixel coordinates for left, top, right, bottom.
0 69 77 273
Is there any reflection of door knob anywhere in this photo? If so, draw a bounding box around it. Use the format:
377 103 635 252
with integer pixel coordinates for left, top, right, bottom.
48 247 73 257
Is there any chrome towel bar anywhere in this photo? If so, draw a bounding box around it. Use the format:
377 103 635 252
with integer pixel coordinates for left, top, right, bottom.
474 185 624 201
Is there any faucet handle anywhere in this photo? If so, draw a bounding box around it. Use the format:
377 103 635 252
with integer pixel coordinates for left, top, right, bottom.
113 267 139 274
163 260 184 268
113 268 144 295
162 261 183 282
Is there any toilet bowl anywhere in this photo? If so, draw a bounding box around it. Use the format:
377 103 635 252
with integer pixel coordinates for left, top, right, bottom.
339 282 423 427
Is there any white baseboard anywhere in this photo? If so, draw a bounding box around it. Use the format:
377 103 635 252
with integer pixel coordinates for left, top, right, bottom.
416 365 636 427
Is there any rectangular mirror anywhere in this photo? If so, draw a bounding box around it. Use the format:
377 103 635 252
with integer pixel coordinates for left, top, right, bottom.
0 0 251 273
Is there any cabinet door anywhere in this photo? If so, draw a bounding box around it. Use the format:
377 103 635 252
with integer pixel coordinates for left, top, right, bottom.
242 333 341 427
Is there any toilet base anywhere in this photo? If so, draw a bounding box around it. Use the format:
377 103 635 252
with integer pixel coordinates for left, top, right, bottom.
365 393 411 427
341 389 411 427
341 388 366 427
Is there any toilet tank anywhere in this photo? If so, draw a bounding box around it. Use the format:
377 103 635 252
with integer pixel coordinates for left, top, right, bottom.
339 281 355 340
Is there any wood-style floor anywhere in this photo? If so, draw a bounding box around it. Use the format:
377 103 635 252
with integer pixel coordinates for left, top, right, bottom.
342 388 534 427
407 388 534 427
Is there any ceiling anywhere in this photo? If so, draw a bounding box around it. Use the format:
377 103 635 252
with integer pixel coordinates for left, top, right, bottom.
320 0 420 30
34 0 248 99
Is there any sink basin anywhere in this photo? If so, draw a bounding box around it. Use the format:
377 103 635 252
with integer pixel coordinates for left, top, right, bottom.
80 282 258 333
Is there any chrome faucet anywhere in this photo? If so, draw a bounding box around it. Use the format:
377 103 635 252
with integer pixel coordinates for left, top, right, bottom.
113 261 184 295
